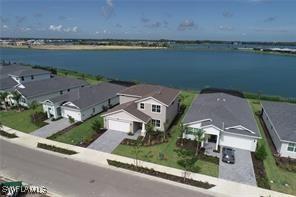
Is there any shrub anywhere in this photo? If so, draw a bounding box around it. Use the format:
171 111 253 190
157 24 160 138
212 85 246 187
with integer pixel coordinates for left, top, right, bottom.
91 119 102 132
37 143 77 155
0 130 18 138
31 111 47 127
68 116 75 123
255 144 267 161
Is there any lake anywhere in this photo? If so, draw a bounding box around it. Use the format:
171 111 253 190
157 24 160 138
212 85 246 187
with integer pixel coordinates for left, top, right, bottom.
1 47 296 98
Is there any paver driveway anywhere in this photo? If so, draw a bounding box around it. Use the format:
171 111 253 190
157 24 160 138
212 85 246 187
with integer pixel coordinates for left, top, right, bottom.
88 129 133 153
32 118 71 138
219 147 257 186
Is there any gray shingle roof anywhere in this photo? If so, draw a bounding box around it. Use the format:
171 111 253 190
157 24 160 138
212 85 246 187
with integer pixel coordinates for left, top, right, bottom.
262 101 296 142
0 64 50 78
0 77 18 91
17 76 87 98
51 83 126 110
102 101 151 123
118 84 180 106
183 93 260 138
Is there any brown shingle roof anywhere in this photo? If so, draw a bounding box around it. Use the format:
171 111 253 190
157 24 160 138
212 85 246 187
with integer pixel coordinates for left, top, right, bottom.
102 101 151 123
118 84 180 106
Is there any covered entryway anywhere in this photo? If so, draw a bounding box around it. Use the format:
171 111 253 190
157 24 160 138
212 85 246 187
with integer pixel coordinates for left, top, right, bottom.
107 119 131 133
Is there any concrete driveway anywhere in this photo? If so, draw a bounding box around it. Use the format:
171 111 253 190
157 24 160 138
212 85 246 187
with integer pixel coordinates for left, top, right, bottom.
219 147 257 186
31 118 71 138
88 129 132 153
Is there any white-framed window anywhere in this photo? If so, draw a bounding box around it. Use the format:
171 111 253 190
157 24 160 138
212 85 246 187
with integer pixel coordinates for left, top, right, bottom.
152 119 161 128
287 143 296 152
140 103 145 109
152 104 161 113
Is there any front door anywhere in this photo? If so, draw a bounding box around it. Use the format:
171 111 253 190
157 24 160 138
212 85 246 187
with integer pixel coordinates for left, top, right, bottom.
208 135 217 143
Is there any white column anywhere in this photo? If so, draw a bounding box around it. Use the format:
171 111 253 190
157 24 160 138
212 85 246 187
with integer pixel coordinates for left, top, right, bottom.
141 122 146 136
215 134 219 151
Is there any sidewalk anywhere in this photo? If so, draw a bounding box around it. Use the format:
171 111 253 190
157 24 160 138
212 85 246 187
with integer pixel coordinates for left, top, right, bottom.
1 126 293 197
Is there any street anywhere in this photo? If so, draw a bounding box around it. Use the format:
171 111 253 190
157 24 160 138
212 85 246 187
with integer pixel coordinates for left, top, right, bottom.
0 139 212 197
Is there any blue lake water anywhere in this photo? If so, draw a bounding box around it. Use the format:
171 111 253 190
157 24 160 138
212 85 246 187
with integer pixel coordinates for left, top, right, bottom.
1 47 296 97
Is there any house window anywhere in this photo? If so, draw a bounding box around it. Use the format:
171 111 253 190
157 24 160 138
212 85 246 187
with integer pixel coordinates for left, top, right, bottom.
140 103 145 109
31 75 34 80
152 119 161 128
21 76 24 81
287 143 296 152
152 104 161 113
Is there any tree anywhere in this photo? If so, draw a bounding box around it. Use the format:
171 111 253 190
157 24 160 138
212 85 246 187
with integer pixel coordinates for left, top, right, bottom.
0 91 9 110
179 123 188 146
11 91 22 111
175 148 198 182
145 121 156 144
91 119 102 132
188 128 205 156
30 101 39 122
132 137 143 167
255 144 267 161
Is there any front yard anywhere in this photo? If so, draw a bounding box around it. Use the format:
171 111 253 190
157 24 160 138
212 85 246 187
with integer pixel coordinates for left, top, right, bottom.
249 100 296 195
0 106 45 133
113 91 219 177
49 114 104 146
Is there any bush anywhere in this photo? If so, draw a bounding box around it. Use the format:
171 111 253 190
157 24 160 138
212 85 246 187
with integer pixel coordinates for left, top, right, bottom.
91 119 102 132
68 116 75 123
0 130 18 138
255 144 267 161
37 143 77 155
31 111 47 127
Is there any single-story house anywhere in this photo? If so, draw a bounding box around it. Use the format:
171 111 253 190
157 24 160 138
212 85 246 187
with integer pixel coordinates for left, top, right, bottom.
16 76 87 107
183 92 261 152
101 84 180 135
42 82 126 122
261 101 296 158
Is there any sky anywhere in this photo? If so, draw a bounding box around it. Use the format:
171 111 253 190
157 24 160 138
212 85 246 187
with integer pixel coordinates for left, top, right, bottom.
0 0 296 41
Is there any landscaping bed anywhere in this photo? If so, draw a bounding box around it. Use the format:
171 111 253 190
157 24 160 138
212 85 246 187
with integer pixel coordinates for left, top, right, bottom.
251 152 271 189
107 160 215 189
37 143 78 155
176 138 219 165
0 130 18 138
77 128 107 147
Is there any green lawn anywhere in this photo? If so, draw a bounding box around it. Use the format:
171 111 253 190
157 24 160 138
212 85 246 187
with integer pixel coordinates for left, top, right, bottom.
50 114 103 145
113 91 219 177
57 70 105 85
0 106 44 133
249 100 296 195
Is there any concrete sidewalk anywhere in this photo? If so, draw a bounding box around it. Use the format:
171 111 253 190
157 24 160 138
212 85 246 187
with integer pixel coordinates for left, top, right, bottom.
1 126 293 197
31 118 72 138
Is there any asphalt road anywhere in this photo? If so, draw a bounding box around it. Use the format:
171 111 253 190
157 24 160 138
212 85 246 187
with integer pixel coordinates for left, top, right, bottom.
0 139 212 197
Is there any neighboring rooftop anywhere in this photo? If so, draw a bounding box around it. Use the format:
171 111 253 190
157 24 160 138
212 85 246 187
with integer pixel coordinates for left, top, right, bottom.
183 93 260 137
17 76 87 98
0 77 18 91
49 82 126 110
118 84 180 106
102 101 151 123
262 101 296 142
0 63 50 78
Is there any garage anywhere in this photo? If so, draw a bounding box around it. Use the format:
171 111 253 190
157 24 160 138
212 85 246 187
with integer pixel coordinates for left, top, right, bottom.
61 108 82 122
107 119 131 133
219 132 257 152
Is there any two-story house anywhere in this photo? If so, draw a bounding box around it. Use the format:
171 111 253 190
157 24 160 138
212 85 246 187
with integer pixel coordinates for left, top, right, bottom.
101 84 180 135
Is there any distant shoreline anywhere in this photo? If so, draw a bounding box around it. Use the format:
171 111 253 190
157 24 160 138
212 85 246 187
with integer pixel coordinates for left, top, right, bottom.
0 44 167 50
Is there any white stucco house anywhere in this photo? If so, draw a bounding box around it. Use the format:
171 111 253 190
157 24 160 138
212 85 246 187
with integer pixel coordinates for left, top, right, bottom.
261 101 296 159
42 82 126 122
101 84 180 135
182 92 261 152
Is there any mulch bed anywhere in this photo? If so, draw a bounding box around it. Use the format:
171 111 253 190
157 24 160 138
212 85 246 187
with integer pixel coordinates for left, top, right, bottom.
176 138 219 165
37 142 78 155
251 152 271 189
0 130 18 138
258 114 296 172
107 159 215 189
77 129 107 147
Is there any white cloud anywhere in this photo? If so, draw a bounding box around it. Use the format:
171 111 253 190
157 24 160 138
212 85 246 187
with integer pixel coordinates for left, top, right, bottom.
21 27 31 31
219 25 234 31
72 26 78 32
49 25 63 31
2 24 8 29
178 19 195 31
101 0 114 18
62 26 78 33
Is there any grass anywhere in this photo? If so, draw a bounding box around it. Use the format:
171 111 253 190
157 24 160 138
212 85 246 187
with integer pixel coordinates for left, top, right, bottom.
112 91 219 177
50 114 103 145
57 69 105 85
0 106 44 133
249 99 296 195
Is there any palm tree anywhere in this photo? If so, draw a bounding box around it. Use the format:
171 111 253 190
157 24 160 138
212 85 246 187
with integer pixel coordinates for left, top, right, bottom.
0 92 9 110
191 129 205 156
11 91 22 111
179 123 188 146
30 101 39 122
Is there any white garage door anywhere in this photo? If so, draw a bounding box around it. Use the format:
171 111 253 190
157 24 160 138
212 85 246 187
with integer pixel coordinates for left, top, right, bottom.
220 133 257 152
108 119 131 133
62 109 82 121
